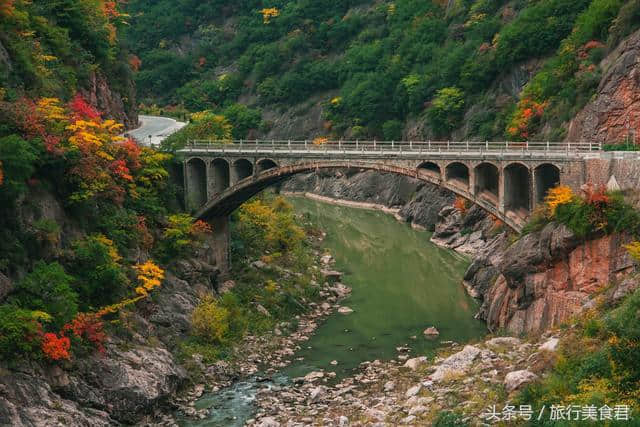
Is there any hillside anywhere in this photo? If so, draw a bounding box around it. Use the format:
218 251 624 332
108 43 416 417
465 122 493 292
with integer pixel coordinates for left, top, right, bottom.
0 0 137 127
124 0 640 142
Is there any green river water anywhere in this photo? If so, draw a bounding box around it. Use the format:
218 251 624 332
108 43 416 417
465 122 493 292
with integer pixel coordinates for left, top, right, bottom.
183 197 486 426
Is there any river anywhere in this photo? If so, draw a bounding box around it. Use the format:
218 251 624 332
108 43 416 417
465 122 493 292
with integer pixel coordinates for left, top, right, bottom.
182 197 486 426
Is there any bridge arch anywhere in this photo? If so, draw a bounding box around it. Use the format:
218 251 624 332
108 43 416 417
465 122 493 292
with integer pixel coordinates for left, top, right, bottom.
186 158 208 210
256 158 278 174
534 163 560 205
210 158 230 196
195 160 523 232
417 161 441 178
231 158 253 184
474 162 499 206
445 162 470 190
504 162 531 214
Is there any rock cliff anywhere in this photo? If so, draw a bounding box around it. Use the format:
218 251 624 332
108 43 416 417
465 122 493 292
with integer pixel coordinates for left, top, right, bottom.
81 71 138 131
465 223 634 334
282 169 455 231
567 29 640 143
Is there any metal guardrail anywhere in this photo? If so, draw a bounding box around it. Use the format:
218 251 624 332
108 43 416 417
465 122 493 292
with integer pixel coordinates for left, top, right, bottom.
180 139 603 154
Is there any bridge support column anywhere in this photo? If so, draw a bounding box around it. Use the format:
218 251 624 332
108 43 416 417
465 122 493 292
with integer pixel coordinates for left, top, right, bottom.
210 216 230 274
498 169 506 214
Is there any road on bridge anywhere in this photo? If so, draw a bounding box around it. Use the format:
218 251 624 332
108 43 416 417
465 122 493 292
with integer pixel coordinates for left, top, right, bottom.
126 115 186 146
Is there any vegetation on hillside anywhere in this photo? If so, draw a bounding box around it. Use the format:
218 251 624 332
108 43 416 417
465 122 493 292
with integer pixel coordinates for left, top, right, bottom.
522 184 640 238
124 0 640 141
181 194 322 363
0 0 133 105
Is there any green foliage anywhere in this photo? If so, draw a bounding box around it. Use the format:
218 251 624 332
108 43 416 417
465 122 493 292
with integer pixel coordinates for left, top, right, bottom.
427 87 465 137
221 104 262 139
124 0 635 140
433 410 469 426
10 262 78 329
233 196 306 263
191 294 230 344
156 214 211 261
0 135 40 203
0 305 46 360
68 234 128 310
382 119 403 141
162 112 233 151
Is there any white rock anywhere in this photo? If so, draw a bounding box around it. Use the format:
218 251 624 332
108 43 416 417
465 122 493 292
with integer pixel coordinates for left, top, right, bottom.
423 326 440 337
539 338 559 352
504 370 538 392
383 381 395 392
330 360 338 365
485 337 521 350
337 306 354 315
255 304 271 317
365 408 386 421
251 260 268 269
431 345 481 382
405 384 422 398
218 280 236 294
321 254 333 265
401 415 417 424
309 386 324 402
338 415 349 426
409 405 428 416
403 356 428 371
303 371 325 383
257 417 280 427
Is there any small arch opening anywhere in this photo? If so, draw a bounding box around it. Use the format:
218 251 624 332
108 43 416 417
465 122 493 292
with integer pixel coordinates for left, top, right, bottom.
211 158 230 195
534 163 560 204
186 158 207 210
232 159 254 184
256 159 278 174
504 163 531 215
445 162 470 190
417 161 441 178
474 163 499 206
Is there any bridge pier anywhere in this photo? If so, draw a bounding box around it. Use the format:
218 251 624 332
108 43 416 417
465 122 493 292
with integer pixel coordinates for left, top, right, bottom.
209 216 230 273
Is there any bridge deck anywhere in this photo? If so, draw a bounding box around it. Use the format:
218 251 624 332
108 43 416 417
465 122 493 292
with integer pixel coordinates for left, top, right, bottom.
178 140 612 160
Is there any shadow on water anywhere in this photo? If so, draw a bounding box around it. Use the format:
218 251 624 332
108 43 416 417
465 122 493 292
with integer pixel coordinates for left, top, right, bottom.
180 197 486 426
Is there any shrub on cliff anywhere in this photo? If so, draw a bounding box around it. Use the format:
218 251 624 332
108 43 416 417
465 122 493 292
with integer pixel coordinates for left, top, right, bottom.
9 262 78 329
156 214 212 261
69 234 129 310
191 294 230 344
524 185 640 238
0 305 47 360
233 196 306 264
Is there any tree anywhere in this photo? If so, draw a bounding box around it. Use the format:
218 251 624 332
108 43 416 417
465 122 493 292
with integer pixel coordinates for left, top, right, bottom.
427 87 465 137
10 262 78 329
0 135 39 203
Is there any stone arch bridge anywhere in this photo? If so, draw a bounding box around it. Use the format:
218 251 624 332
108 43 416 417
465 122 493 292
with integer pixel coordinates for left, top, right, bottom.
178 140 619 270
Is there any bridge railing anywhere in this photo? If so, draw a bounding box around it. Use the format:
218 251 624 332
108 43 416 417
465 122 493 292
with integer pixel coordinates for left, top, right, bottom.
182 139 603 153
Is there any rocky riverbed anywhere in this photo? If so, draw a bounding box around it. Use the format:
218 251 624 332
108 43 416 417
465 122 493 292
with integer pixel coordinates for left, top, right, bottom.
249 331 564 426
159 250 354 425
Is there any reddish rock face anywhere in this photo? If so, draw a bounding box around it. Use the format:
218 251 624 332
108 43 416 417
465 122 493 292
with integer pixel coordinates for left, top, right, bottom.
80 71 138 130
485 232 633 334
566 29 640 143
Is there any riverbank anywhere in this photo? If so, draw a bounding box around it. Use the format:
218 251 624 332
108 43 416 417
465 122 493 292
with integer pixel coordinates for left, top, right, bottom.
172 195 486 426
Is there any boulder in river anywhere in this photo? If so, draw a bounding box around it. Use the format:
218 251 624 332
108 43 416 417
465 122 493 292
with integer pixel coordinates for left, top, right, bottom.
403 356 427 371
423 326 440 337
321 270 342 281
337 306 354 315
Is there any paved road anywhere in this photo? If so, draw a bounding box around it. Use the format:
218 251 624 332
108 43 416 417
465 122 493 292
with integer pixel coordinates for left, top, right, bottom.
126 115 186 146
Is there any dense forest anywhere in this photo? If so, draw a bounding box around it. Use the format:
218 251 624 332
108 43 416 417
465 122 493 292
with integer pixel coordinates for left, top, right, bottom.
124 0 640 141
